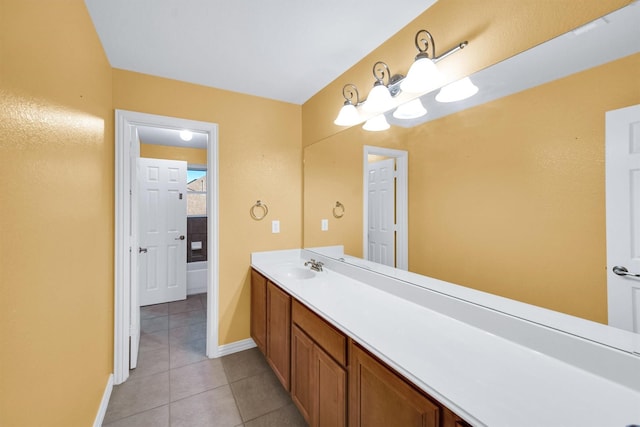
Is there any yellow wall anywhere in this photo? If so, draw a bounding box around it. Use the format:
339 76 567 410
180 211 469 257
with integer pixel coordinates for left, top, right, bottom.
113 70 302 344
0 0 114 426
140 142 208 165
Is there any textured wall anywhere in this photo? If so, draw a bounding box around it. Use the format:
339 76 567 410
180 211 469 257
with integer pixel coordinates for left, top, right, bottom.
0 0 114 425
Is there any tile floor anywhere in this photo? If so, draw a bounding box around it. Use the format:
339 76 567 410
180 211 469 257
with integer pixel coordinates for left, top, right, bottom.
103 293 307 427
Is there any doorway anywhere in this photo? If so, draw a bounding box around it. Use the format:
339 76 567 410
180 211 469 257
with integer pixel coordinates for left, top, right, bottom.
605 104 640 335
363 145 408 270
114 110 219 385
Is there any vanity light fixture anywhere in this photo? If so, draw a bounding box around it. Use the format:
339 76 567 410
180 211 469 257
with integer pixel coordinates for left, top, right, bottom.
435 76 479 103
362 114 390 131
362 62 398 114
333 84 362 126
333 28 469 129
179 130 193 141
401 30 468 94
393 98 427 119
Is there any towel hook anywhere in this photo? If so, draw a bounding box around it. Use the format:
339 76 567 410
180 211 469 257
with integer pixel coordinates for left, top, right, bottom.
333 201 345 219
250 200 269 220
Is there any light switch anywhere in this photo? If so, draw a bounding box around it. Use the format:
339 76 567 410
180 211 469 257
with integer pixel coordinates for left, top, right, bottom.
272 220 280 233
321 219 329 231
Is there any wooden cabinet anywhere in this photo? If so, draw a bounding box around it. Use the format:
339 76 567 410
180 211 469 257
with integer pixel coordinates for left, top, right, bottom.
291 300 347 427
442 407 472 427
267 281 291 390
250 268 471 427
250 269 267 354
250 270 291 390
349 341 440 427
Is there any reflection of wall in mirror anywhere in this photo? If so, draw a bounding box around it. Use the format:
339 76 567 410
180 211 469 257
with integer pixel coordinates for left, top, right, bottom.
140 142 207 164
304 53 640 324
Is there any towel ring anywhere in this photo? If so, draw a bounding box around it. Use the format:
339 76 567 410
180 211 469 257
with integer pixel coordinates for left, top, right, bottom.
250 200 269 220
333 201 345 219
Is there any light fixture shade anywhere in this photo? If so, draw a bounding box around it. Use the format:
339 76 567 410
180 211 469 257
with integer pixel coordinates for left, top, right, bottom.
334 103 361 126
362 114 390 132
363 84 394 113
400 58 441 94
435 77 479 103
179 130 193 141
393 99 427 120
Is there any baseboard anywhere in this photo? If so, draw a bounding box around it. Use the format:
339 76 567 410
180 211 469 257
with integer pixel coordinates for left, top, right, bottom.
93 373 114 427
217 338 257 357
187 285 207 295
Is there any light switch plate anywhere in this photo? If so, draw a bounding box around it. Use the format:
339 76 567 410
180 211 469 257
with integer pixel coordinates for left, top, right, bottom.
321 219 329 231
272 220 280 233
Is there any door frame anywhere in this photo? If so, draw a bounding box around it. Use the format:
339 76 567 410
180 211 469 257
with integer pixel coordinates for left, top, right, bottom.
114 109 220 384
362 145 408 270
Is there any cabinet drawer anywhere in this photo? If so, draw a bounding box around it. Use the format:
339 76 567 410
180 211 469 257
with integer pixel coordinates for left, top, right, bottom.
292 300 346 366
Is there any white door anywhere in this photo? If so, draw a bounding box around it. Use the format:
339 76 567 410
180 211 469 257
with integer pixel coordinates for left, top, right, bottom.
138 157 188 307
129 127 141 369
367 158 396 266
606 104 640 333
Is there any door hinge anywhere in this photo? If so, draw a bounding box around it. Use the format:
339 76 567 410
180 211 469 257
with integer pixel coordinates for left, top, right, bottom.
129 189 132 196
179 193 183 200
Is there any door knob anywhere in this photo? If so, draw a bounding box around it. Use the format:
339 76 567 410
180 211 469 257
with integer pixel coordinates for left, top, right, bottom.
175 235 185 241
612 266 640 278
139 247 148 253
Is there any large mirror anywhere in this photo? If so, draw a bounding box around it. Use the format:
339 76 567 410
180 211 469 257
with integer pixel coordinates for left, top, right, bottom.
304 4 640 331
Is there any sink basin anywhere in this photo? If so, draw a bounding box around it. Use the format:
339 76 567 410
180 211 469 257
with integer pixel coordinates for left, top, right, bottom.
273 265 316 280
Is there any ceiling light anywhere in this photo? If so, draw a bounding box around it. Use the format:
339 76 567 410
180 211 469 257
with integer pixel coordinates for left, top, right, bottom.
393 98 427 119
179 130 193 141
362 114 390 131
362 62 396 113
435 77 479 102
334 84 362 126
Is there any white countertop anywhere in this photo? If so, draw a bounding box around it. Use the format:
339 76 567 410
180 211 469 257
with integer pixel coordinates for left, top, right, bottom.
251 249 640 427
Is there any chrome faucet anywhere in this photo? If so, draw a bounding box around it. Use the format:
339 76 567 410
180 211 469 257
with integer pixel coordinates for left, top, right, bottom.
304 259 324 272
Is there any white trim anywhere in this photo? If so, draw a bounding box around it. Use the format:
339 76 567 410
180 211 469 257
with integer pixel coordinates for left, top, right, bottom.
217 338 257 357
114 110 220 385
363 146 409 270
93 374 113 427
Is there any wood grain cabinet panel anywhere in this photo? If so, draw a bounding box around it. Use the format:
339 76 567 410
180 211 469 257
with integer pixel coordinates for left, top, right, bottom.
291 308 347 427
267 281 291 390
250 269 267 354
442 407 472 427
291 324 314 423
314 343 346 427
350 342 440 427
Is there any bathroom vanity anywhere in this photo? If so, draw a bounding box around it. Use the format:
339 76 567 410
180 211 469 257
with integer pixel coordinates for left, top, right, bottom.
251 249 640 427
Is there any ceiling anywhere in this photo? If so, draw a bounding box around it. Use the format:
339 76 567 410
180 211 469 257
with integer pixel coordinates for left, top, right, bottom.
84 0 435 105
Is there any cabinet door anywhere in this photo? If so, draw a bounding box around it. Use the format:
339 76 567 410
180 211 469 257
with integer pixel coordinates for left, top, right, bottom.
291 325 314 424
267 281 291 390
350 343 439 427
315 345 346 427
250 269 267 354
442 408 472 427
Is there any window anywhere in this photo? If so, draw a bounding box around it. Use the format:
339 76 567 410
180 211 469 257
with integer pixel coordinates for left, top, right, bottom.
187 168 207 216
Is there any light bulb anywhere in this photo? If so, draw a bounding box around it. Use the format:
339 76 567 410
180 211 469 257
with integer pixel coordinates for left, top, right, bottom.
334 103 361 126
400 58 442 94
435 77 479 103
393 99 427 120
362 114 390 132
179 130 193 141
363 84 393 113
